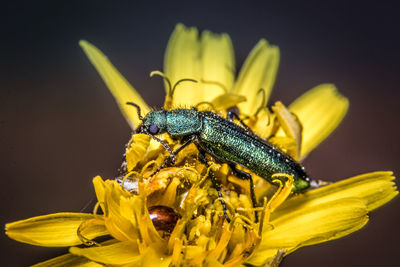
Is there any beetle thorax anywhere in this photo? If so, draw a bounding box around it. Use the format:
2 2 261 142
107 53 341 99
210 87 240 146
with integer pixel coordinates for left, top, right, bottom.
166 109 202 136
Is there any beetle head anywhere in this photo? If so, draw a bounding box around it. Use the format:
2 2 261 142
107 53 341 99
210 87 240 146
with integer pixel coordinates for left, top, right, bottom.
141 111 167 135
126 102 167 135
126 102 175 161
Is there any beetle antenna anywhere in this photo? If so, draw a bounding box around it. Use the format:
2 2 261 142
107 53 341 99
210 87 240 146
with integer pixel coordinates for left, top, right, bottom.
150 71 172 97
171 78 198 98
126 102 144 120
253 88 266 118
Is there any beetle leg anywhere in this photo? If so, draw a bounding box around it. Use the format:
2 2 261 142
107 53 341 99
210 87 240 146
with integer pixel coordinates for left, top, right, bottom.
228 164 258 222
149 135 197 178
227 111 255 135
174 135 197 155
148 134 176 163
198 150 231 223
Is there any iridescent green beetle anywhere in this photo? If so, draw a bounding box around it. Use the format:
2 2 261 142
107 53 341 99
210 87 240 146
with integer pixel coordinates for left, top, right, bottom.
128 103 310 222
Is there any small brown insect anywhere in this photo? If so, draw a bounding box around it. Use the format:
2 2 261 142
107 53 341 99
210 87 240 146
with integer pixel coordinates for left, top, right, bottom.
148 206 181 233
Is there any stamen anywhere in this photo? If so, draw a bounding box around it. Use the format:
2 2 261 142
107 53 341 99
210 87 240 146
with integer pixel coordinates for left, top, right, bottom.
140 160 158 176
168 219 186 253
77 219 102 247
207 222 232 259
224 251 245 267
268 249 286 267
150 71 199 100
171 78 198 98
195 101 216 110
253 88 266 118
150 70 172 96
200 79 228 93
136 238 146 254
231 214 254 229
197 164 214 186
136 202 153 246
260 174 294 227
270 173 294 212
159 177 181 207
258 197 268 235
224 225 261 266
171 238 183 266
122 170 141 188
92 202 102 215
256 174 294 235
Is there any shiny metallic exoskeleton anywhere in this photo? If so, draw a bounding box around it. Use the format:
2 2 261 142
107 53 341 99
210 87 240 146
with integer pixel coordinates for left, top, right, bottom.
128 103 310 222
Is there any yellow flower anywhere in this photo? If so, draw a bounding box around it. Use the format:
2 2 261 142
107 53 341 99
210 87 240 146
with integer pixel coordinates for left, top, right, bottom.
5 24 398 267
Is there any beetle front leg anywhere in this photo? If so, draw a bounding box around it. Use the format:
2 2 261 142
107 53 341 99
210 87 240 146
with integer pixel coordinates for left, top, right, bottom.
149 135 197 178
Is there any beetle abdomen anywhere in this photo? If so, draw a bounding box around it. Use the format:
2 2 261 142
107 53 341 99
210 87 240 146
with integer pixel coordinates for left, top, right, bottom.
198 111 309 192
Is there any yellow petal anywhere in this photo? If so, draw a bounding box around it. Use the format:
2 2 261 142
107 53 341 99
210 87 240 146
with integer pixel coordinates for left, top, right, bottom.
247 172 398 265
120 194 164 246
70 241 140 265
243 249 279 267
248 107 277 139
275 171 398 216
233 39 279 115
205 258 225 267
94 178 132 242
5 213 107 247
289 84 349 159
103 182 138 241
164 24 201 106
272 101 302 160
77 218 108 246
164 24 235 106
140 247 172 267
210 93 246 110
32 253 101 267
79 40 150 129
93 176 106 205
247 198 368 266
200 30 235 102
125 133 163 171
269 198 368 248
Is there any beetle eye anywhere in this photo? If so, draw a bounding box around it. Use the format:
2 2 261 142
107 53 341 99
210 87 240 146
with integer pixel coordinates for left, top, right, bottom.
149 124 159 134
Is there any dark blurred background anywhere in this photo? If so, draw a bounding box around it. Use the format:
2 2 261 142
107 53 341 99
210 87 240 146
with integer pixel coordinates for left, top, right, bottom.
1 1 399 266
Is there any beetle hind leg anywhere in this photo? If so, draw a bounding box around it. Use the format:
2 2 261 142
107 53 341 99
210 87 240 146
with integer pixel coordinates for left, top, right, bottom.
229 164 259 223
226 110 255 136
198 151 231 223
